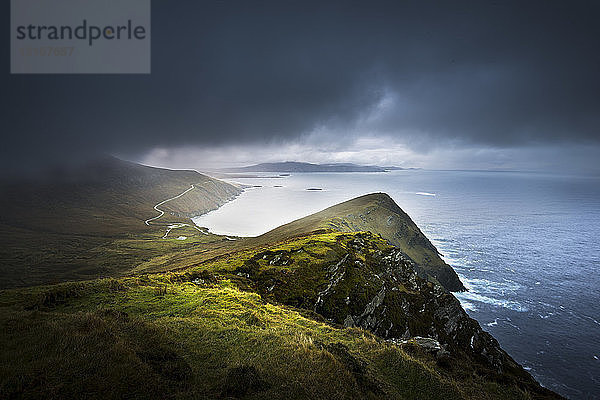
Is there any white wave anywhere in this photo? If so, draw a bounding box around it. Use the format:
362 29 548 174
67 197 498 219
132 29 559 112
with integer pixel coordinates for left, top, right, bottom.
467 278 521 294
503 318 521 330
455 291 528 312
415 192 436 196
459 299 478 312
458 275 521 292
486 319 499 327
582 315 600 326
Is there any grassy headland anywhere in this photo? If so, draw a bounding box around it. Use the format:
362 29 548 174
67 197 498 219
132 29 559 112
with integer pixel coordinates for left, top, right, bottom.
0 159 562 399
0 231 559 399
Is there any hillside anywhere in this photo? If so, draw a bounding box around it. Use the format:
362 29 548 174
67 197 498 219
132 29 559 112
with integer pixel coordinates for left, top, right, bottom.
255 193 465 291
0 164 562 398
0 157 240 236
0 231 560 399
0 157 241 288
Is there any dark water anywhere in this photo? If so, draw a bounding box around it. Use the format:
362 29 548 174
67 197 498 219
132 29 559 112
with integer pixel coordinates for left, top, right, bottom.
194 170 600 398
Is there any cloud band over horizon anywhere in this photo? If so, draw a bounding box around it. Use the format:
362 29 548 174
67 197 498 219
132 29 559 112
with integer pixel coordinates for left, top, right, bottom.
2 0 599 175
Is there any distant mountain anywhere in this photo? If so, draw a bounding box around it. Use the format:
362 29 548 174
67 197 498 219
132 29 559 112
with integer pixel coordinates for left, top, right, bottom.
221 161 401 173
383 166 420 170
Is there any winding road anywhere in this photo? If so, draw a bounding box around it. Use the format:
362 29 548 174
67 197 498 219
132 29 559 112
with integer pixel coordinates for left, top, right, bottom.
144 184 208 238
144 184 196 226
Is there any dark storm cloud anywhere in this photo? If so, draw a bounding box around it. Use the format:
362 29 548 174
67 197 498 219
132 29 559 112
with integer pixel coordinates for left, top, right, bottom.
2 0 599 174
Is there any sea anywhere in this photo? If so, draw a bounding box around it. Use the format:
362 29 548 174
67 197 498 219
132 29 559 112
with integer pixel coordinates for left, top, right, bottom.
193 170 600 399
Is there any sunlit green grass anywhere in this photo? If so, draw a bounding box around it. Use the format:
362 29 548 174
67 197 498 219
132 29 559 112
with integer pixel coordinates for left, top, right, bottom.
0 275 463 399
0 231 535 399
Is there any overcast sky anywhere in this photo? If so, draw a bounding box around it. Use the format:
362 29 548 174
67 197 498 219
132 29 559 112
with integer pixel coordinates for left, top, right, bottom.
2 0 599 175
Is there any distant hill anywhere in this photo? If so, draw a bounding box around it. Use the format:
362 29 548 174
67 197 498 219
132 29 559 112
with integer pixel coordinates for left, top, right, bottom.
221 161 399 173
0 157 241 288
0 156 241 236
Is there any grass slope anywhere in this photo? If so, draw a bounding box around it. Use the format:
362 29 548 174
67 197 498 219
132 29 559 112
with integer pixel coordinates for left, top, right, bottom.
0 231 558 399
0 157 241 289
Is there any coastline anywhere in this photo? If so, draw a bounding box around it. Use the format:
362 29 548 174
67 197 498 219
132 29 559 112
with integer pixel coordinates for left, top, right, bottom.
183 170 599 398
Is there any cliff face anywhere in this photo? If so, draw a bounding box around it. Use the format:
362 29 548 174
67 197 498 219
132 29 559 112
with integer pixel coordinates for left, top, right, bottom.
257 193 466 292
230 231 560 399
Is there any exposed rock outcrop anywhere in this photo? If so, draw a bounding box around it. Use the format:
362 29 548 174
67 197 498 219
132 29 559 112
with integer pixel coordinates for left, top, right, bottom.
236 232 559 399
